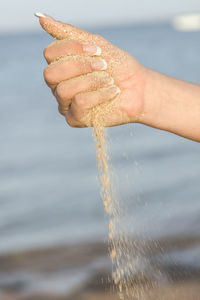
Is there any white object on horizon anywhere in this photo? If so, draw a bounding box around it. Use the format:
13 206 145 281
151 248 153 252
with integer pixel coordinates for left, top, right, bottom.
172 13 200 31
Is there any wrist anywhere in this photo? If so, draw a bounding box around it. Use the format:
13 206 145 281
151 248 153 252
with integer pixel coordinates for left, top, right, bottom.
136 68 163 127
137 68 200 142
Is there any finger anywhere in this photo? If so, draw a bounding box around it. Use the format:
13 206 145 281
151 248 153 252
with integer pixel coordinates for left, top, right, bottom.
58 104 67 116
44 39 102 64
65 86 121 127
66 108 86 128
35 13 90 40
44 56 108 88
55 71 114 108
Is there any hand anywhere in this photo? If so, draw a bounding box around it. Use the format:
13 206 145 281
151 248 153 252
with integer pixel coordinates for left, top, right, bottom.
37 14 148 127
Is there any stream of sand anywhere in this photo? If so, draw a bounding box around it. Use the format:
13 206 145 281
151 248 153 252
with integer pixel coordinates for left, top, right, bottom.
91 110 146 300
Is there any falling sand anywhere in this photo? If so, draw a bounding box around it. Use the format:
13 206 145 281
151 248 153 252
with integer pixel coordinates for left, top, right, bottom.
85 103 150 300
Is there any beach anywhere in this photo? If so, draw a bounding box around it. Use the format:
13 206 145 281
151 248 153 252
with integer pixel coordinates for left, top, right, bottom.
1 234 200 300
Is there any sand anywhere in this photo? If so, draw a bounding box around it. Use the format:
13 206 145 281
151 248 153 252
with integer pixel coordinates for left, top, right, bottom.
90 108 157 300
0 239 200 300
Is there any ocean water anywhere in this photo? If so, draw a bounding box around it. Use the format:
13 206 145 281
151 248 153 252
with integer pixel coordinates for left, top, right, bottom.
0 22 200 256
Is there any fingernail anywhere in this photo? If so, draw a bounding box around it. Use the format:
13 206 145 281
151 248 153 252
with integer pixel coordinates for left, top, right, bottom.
34 12 47 18
109 86 121 94
83 45 102 56
91 59 107 71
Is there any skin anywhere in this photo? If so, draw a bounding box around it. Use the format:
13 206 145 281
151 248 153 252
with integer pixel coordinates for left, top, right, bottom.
37 14 200 142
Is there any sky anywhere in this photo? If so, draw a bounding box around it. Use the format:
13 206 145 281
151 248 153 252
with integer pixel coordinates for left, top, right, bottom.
1 0 200 33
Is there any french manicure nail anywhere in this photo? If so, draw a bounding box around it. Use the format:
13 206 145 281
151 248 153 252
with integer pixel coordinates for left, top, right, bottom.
34 12 47 18
91 59 107 71
83 45 102 56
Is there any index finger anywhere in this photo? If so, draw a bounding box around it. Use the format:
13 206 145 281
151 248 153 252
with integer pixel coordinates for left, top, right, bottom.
35 13 90 40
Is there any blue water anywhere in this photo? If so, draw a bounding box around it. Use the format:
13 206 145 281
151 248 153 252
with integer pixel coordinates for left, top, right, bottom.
0 22 200 254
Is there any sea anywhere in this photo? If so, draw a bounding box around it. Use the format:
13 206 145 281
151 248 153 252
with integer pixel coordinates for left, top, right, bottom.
0 21 200 288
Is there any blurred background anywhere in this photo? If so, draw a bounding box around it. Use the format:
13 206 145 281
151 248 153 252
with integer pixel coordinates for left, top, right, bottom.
0 0 200 299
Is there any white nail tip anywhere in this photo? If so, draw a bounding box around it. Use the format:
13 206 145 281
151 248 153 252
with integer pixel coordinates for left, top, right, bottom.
101 59 108 70
94 46 102 56
34 12 46 18
115 87 121 94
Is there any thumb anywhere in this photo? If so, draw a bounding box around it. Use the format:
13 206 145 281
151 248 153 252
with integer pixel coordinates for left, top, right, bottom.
34 13 88 40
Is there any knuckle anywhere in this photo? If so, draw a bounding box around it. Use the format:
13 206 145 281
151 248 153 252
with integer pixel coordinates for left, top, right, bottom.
70 104 79 120
66 109 86 128
43 47 51 62
65 114 75 127
58 105 66 116
43 67 54 84
43 41 57 61
56 83 65 99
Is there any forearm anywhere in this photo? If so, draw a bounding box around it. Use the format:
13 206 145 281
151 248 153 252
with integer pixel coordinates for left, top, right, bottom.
139 69 200 142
